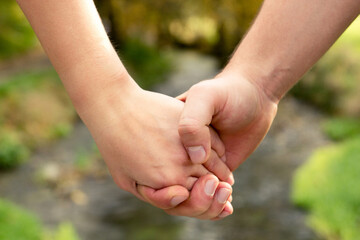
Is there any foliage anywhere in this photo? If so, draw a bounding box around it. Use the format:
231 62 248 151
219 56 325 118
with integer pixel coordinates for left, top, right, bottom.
0 68 76 169
95 0 262 60
119 39 173 89
292 136 360 240
52 222 80 240
0 0 38 60
0 130 29 169
291 18 360 117
292 17 360 239
322 117 360 141
0 199 43 240
0 199 80 240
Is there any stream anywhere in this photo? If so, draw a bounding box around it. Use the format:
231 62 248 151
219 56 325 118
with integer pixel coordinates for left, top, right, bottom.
0 51 327 240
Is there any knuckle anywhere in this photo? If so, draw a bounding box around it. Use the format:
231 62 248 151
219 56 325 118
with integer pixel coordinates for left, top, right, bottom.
154 170 183 188
178 117 202 136
189 81 212 93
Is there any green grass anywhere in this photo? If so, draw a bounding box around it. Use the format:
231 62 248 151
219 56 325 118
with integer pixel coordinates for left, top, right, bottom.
0 68 76 169
292 135 360 240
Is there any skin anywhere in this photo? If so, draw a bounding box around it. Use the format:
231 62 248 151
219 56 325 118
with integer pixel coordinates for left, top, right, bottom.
178 0 360 170
141 0 360 209
16 0 233 219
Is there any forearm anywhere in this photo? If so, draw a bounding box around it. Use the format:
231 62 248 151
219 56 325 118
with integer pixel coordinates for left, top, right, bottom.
16 0 135 113
222 0 360 103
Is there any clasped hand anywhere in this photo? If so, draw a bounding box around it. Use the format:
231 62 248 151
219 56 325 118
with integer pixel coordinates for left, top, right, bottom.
82 72 277 220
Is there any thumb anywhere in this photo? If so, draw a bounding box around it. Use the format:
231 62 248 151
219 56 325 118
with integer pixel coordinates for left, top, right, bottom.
178 81 225 164
137 184 190 209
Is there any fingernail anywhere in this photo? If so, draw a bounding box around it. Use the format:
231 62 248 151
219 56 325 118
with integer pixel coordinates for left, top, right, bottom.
218 211 231 218
187 146 206 164
170 196 187 207
217 188 231 204
221 155 226 162
227 173 235 186
204 179 217 196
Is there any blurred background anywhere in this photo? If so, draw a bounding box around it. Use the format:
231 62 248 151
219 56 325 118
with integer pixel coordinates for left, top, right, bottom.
0 0 359 239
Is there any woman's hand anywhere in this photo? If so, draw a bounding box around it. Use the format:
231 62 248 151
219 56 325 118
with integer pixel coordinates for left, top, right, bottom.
78 78 232 199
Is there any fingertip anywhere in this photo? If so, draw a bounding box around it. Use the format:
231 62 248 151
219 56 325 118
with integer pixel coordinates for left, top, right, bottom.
170 195 188 207
227 173 235 186
218 201 233 218
204 175 219 197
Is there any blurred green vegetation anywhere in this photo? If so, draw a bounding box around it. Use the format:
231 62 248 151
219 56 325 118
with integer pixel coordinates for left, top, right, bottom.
2 1 360 239
0 198 43 240
0 199 80 240
0 69 76 169
119 39 173 89
0 0 38 60
95 0 262 62
292 18 360 240
292 136 360 240
291 18 360 117
322 118 360 142
47 222 80 240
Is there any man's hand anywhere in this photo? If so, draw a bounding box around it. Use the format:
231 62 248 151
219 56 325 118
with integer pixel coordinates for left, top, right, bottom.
177 73 278 171
176 0 360 172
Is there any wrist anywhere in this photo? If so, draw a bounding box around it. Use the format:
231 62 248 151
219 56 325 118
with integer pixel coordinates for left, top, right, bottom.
219 61 293 105
71 71 140 126
215 66 279 123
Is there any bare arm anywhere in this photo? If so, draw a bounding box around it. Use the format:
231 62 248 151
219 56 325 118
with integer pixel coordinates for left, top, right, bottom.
179 0 360 171
16 0 133 112
223 0 360 103
16 0 233 219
